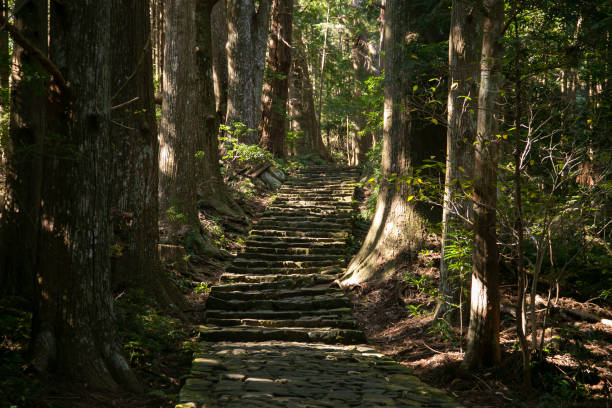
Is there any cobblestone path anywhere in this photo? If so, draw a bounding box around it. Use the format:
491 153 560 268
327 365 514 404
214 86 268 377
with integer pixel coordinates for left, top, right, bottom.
177 167 460 407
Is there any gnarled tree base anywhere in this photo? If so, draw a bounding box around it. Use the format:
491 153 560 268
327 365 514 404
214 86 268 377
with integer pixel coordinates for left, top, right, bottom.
341 184 425 285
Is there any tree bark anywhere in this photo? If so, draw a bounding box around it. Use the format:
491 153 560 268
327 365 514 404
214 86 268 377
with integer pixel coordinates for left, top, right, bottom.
34 0 139 391
225 0 272 143
151 0 165 86
0 0 8 109
464 0 504 369
340 0 425 285
260 0 293 158
159 0 233 255
0 0 47 297
196 0 244 218
159 0 201 243
212 0 228 122
288 30 332 161
109 0 178 303
435 0 480 321
350 32 375 166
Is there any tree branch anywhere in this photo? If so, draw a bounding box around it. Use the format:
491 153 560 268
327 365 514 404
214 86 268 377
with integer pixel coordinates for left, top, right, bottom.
0 13 68 92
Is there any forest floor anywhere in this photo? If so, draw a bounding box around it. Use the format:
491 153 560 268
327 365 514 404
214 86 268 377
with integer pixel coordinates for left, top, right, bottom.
349 232 612 407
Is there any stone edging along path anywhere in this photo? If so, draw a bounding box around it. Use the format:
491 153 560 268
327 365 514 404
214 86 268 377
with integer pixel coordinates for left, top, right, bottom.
177 166 461 407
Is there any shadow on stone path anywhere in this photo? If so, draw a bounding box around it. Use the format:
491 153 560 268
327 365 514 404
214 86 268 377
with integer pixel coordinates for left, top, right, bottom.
177 166 461 407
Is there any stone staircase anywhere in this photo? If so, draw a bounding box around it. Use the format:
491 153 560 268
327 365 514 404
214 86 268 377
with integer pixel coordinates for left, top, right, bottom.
177 166 461 407
200 166 365 345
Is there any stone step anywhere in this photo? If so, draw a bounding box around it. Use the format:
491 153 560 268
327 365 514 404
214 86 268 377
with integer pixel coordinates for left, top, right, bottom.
205 307 353 320
274 194 354 202
206 317 359 330
236 252 346 261
206 293 351 311
272 198 354 205
278 188 354 195
246 235 347 244
257 216 352 226
255 220 350 231
249 229 349 239
243 246 346 256
212 276 336 292
233 254 346 266
245 240 347 249
263 209 353 217
219 272 341 284
198 326 366 345
282 182 356 188
210 286 342 301
225 265 343 276
266 205 355 213
273 197 353 204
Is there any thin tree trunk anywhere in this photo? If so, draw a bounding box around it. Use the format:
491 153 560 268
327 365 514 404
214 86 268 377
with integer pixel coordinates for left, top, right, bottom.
341 0 425 285
351 32 375 166
0 0 8 110
435 0 480 321
1 0 47 297
225 0 271 143
316 0 331 124
151 0 165 87
260 0 293 158
212 0 228 122
513 29 531 388
288 30 332 161
34 0 139 391
464 0 503 369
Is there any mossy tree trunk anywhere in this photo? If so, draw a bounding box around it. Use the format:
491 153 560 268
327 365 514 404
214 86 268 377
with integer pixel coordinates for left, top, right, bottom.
340 0 425 285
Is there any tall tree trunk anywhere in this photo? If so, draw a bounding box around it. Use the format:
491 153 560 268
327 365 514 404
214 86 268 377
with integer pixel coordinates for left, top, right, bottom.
225 0 271 143
159 0 232 254
464 0 503 369
159 0 200 243
212 0 228 122
435 0 480 321
0 0 8 110
260 0 293 158
340 0 425 285
151 0 165 86
288 30 332 161
0 0 7 220
196 0 244 218
316 0 331 124
34 0 139 391
351 32 375 166
0 0 47 297
109 0 178 303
